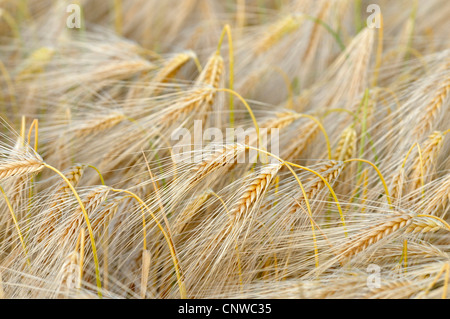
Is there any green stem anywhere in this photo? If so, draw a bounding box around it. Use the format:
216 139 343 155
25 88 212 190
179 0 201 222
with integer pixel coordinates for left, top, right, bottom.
305 15 345 51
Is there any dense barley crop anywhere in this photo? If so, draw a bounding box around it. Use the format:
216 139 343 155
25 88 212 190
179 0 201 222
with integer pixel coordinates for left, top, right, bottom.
0 0 449 299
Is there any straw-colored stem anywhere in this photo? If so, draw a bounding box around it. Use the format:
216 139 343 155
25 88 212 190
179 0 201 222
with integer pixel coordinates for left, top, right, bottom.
298 114 332 160
0 185 30 267
110 188 186 299
43 163 102 298
344 158 392 208
209 190 244 290
217 25 235 128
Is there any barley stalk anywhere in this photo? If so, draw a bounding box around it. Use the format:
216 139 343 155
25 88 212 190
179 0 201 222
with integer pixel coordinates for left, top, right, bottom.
409 131 444 192
140 249 152 299
287 161 343 220
7 175 27 209
39 164 87 241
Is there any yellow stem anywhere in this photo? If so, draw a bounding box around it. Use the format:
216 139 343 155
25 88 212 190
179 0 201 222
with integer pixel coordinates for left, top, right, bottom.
79 228 85 289
243 146 347 267
110 188 186 299
344 169 368 215
361 170 369 214
215 88 261 151
285 161 348 236
344 158 392 208
20 116 26 145
142 150 176 253
0 185 30 267
209 190 244 290
27 119 39 151
424 263 448 298
113 0 123 35
245 144 348 236
371 12 383 87
403 239 407 273
284 162 320 267
43 164 102 298
87 165 105 186
298 114 332 160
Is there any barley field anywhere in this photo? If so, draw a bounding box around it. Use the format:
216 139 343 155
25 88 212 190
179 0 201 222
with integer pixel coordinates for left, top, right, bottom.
0 0 449 299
